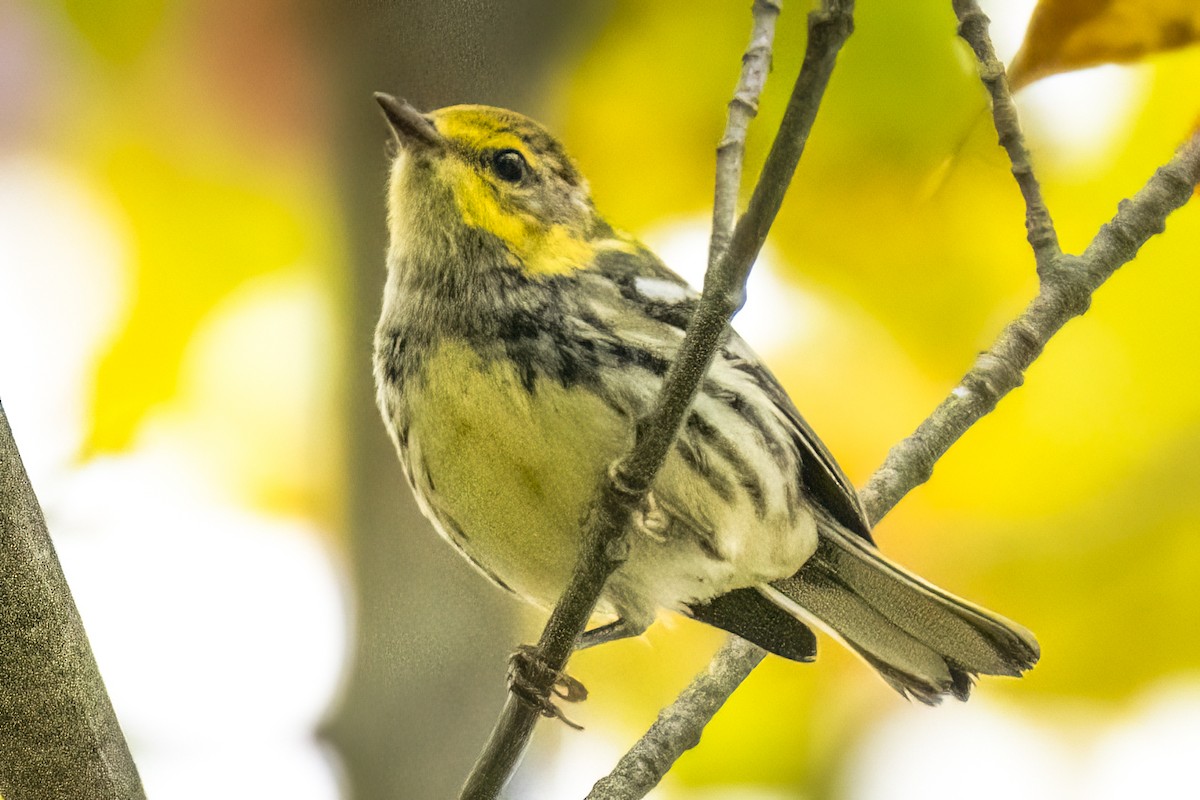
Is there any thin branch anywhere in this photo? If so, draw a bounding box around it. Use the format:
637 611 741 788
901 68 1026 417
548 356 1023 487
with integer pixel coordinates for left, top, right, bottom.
953 0 1061 275
710 0 782 265
860 133 1200 523
593 128 1200 800
626 0 854 495
586 638 765 800
588 18 1200 800
0 402 146 800
457 1 856 797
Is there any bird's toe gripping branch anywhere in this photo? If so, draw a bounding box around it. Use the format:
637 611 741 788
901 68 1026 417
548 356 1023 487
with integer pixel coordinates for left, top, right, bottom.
507 644 589 730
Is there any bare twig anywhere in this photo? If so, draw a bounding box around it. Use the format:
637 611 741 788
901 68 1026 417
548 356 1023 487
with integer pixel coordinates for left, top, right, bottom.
589 11 1200 799
594 129 1200 800
0 402 146 800
457 1 857 797
953 0 1061 275
710 0 782 264
861 132 1200 522
586 637 766 800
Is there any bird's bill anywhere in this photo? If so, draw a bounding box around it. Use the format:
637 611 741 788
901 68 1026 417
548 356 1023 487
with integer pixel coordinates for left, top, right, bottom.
374 93 445 151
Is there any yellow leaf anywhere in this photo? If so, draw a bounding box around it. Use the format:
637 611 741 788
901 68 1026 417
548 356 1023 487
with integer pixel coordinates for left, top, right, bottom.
1008 0 1200 89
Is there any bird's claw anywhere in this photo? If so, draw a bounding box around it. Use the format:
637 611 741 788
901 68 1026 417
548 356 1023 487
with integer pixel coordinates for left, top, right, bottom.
508 644 588 730
635 491 671 542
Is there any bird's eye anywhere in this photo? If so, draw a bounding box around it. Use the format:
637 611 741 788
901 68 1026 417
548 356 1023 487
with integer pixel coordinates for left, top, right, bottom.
491 149 528 183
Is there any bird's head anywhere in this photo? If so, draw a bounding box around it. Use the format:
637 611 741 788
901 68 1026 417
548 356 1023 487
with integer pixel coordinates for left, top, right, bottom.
375 94 607 279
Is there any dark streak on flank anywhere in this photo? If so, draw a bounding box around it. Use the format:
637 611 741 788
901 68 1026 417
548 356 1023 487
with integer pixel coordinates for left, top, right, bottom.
686 411 767 518
783 480 800 519
492 273 604 393
602 340 671 377
703 379 791 471
693 528 725 561
577 307 614 337
418 457 437 495
674 435 734 503
727 349 873 541
379 331 410 387
492 273 672 389
577 304 672 377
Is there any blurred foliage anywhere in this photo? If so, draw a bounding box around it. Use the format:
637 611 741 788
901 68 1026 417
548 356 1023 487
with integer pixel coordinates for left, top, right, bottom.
92 143 308 446
9 0 1200 796
59 0 168 65
1009 0 1200 89
35 0 346 521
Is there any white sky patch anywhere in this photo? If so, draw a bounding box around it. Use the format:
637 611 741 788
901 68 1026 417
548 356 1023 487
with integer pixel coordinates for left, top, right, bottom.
980 0 1038 64
135 741 343 800
0 156 132 482
142 270 339 506
1016 66 1149 170
1082 683 1200 799
843 681 1200 799
509 727 625 799
640 217 826 355
52 452 348 799
671 789 807 800
842 699 1074 800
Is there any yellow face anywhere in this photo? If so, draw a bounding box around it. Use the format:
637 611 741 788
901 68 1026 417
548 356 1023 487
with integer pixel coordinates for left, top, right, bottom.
388 104 602 277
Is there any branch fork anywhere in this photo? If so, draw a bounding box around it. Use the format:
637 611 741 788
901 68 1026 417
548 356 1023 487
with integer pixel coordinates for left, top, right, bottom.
589 3 1200 799
461 1 1200 798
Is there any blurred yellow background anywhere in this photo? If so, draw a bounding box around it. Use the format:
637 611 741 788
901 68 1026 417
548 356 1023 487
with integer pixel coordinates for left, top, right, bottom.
1 0 1199 797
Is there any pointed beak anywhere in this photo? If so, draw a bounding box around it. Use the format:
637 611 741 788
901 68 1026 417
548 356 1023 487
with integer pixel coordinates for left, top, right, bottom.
374 93 445 151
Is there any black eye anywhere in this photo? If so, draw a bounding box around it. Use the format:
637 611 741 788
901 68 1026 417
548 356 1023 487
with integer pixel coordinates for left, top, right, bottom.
491 149 527 183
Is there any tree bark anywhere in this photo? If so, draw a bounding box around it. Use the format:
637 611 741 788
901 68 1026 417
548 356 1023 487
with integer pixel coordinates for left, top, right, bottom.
0 403 144 800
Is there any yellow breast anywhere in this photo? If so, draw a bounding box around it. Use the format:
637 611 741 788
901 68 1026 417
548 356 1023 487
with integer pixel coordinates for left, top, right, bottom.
406 339 628 606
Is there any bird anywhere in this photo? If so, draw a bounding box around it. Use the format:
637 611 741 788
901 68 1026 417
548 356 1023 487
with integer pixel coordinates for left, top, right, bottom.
371 92 1039 705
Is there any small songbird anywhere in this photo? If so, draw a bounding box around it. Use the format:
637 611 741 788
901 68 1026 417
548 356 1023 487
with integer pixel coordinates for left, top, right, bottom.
372 93 1039 704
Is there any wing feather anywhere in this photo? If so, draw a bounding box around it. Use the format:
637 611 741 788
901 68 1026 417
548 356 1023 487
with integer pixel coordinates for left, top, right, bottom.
588 237 874 542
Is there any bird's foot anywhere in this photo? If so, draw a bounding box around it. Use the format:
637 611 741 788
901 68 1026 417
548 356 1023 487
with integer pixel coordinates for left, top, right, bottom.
635 491 671 542
507 644 589 730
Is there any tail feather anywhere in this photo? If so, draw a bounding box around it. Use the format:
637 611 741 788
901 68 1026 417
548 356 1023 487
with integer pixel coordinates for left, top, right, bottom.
766 518 1039 704
687 587 817 662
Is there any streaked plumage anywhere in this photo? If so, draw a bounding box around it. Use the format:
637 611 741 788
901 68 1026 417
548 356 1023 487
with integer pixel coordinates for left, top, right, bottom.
373 97 1039 703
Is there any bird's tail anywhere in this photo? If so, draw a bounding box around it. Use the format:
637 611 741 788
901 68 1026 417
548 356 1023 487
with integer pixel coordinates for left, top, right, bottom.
763 517 1040 704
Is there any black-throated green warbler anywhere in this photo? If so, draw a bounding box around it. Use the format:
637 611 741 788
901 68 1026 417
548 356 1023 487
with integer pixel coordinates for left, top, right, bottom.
372 94 1039 703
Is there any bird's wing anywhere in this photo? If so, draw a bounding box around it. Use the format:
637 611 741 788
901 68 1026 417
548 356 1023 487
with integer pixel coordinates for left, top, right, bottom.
586 236 874 542
718 335 873 541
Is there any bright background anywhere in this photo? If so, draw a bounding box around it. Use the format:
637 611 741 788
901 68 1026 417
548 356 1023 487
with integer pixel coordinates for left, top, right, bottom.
1 0 1199 798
